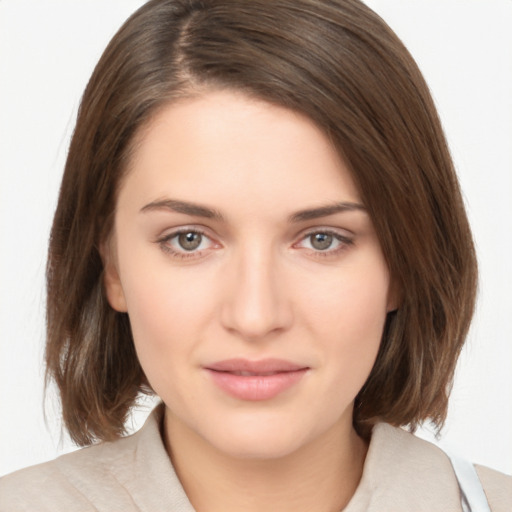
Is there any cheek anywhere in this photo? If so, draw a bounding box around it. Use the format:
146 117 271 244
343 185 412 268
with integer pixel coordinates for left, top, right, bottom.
121 272 211 403
127 274 213 341
116 243 217 375
301 256 390 383
305 257 390 335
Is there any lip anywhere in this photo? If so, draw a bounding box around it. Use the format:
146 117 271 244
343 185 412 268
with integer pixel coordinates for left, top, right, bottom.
204 358 309 401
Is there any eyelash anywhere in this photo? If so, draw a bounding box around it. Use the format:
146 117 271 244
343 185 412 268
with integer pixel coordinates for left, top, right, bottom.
156 228 215 260
156 228 354 260
295 229 354 258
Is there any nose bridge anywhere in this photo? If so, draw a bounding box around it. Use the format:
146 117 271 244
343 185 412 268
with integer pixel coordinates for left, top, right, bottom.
220 238 291 339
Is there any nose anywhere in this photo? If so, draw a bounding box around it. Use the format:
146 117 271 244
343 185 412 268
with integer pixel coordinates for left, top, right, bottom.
220 245 293 341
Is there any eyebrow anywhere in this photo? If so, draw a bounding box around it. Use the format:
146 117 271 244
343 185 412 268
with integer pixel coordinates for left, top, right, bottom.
288 202 366 222
140 199 224 221
140 198 366 223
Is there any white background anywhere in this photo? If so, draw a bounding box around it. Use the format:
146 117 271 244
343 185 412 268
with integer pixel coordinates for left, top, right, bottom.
1 0 511 477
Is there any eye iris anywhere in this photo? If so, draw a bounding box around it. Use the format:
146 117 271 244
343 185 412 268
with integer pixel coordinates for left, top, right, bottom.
178 232 202 251
311 233 333 250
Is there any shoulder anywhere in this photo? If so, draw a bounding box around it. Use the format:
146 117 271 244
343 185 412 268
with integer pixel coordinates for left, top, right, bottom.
475 464 512 512
0 433 141 512
0 403 192 512
349 423 511 512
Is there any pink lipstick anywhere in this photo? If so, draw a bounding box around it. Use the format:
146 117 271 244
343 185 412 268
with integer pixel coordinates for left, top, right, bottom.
204 358 309 401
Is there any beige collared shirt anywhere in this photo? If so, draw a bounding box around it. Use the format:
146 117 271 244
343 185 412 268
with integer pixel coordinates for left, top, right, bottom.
1 404 510 511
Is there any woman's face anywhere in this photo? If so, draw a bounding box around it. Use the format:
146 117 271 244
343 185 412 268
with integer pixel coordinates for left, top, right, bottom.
104 90 395 459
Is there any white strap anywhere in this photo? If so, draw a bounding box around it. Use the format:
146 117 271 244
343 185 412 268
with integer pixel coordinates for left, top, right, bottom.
446 451 491 512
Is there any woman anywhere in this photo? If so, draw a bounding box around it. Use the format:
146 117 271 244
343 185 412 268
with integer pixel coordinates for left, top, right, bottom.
0 0 510 510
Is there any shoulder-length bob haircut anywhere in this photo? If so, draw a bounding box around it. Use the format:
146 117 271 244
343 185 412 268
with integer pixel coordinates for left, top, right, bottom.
46 0 477 445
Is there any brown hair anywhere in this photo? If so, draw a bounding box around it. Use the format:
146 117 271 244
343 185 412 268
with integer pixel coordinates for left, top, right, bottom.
46 0 477 445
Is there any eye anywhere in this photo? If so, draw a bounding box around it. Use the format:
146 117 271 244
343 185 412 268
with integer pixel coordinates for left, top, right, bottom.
295 230 353 255
157 228 218 258
176 231 204 251
309 232 336 251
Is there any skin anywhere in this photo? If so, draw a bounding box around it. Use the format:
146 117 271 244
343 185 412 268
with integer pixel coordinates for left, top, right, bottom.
103 90 396 512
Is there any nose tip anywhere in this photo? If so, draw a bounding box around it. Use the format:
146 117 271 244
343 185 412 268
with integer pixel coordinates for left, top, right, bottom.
220 256 292 341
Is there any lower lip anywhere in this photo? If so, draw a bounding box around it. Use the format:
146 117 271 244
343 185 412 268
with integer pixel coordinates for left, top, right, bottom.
206 369 308 401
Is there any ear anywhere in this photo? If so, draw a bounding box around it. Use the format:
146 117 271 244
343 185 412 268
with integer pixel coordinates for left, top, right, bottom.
99 239 128 313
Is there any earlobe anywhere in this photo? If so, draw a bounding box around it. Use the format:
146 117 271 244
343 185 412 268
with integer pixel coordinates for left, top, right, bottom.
99 240 128 313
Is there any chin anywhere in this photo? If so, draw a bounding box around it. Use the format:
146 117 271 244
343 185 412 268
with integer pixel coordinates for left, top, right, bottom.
201 414 319 461
213 432 308 461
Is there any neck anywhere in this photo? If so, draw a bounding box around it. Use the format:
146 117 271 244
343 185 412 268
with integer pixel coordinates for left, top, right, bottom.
163 410 368 512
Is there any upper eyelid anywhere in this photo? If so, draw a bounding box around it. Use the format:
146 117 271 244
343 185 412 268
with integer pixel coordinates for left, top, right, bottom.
157 225 213 241
302 227 350 235
298 232 352 243
297 226 354 240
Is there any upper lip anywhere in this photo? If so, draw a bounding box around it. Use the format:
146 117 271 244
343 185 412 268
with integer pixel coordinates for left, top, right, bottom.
205 358 308 374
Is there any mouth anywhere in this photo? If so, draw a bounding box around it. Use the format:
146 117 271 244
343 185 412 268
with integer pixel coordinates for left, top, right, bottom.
222 370 291 376
204 358 309 401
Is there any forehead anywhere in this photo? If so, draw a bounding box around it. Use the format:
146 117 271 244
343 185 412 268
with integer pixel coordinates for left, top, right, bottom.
119 90 362 217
